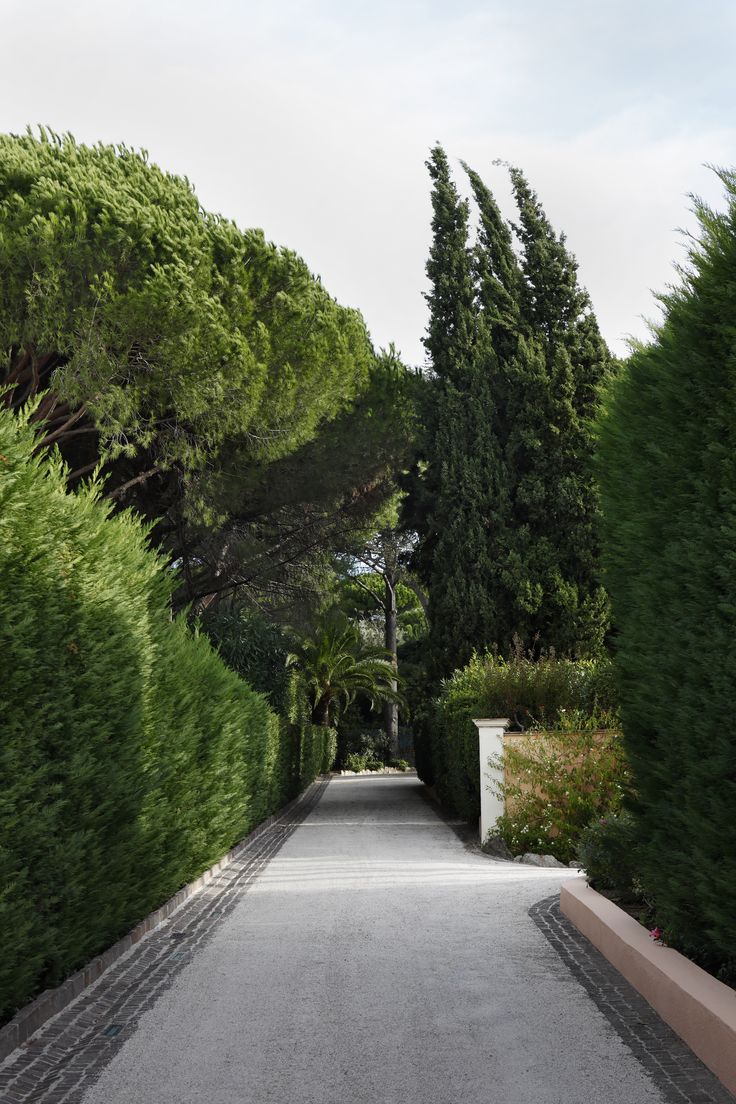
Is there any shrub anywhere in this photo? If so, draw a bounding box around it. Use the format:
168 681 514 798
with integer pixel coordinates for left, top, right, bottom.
576 811 641 900
388 758 410 771
0 407 326 1023
596 172 736 976
300 726 337 784
199 607 295 715
422 650 618 820
343 751 384 772
493 728 629 862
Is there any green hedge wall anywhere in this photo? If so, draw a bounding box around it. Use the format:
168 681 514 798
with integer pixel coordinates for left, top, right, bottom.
596 174 736 979
418 652 617 821
0 406 332 1022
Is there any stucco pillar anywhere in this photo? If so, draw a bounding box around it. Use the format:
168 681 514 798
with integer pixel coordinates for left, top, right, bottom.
472 718 510 843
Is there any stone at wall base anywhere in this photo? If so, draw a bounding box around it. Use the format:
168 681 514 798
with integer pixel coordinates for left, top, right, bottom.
482 834 514 860
513 852 567 868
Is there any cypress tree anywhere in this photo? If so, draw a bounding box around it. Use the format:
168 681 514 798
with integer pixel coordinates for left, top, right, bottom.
597 173 736 976
416 151 611 676
419 146 505 675
500 168 610 654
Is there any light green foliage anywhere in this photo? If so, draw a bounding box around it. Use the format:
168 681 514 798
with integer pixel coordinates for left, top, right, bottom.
388 758 410 771
494 728 629 863
288 615 403 727
343 753 383 773
416 651 617 821
338 572 427 644
596 170 736 978
0 127 382 621
0 406 325 1022
0 129 371 477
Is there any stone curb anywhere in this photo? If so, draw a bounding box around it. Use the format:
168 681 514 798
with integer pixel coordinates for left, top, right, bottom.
0 778 327 1063
561 879 736 1097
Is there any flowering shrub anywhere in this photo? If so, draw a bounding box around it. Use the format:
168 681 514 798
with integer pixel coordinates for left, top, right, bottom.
492 728 629 863
417 650 618 821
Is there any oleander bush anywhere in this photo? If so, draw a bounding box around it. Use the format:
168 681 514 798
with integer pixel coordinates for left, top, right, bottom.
418 650 618 821
0 405 330 1023
493 726 629 863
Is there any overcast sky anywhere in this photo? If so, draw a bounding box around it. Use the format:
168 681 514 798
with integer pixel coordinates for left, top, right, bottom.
3 0 735 365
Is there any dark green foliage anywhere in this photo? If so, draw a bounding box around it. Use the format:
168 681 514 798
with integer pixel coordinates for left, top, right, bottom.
288 615 402 728
419 148 506 675
596 170 736 976
419 651 617 820
191 346 419 614
414 148 611 675
0 406 328 1023
576 811 640 900
504 168 612 655
199 606 295 715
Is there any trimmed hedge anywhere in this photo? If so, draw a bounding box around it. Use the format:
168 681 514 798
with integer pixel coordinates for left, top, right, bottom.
0 406 332 1022
416 651 617 820
596 173 736 979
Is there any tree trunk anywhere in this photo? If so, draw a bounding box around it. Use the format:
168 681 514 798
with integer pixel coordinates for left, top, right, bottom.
312 693 331 728
383 575 399 759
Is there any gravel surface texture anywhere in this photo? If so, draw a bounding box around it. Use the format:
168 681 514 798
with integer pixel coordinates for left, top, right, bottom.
74 774 677 1104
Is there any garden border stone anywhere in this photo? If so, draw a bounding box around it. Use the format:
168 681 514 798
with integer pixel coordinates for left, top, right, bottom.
561 879 736 1096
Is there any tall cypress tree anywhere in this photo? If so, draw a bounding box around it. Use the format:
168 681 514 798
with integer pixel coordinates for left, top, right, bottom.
418 146 505 675
415 150 611 676
505 168 611 655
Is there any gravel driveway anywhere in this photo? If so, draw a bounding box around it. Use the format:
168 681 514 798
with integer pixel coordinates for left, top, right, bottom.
76 773 676 1104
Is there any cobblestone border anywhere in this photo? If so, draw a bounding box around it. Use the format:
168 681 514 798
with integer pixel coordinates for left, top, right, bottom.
530 895 736 1104
0 777 329 1104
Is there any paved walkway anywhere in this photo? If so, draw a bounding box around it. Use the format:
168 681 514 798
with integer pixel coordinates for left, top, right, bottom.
2 775 733 1103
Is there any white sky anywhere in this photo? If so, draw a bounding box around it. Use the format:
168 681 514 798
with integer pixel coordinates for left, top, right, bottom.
3 0 735 365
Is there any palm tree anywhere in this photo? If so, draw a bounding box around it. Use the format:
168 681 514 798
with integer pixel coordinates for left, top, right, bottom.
288 616 403 728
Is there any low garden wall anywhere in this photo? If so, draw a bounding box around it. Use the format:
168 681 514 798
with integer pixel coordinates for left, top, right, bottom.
561 880 736 1096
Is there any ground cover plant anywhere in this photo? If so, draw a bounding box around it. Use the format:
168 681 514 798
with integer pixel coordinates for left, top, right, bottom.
0 405 333 1023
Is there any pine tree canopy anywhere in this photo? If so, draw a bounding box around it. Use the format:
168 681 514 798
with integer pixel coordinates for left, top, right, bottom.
0 129 405 609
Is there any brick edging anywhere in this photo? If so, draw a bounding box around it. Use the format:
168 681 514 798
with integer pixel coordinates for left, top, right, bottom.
0 777 328 1063
561 880 736 1096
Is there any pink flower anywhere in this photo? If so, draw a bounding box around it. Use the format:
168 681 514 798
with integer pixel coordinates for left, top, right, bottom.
649 927 663 942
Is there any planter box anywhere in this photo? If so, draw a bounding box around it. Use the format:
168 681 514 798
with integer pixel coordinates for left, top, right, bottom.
561 879 736 1096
